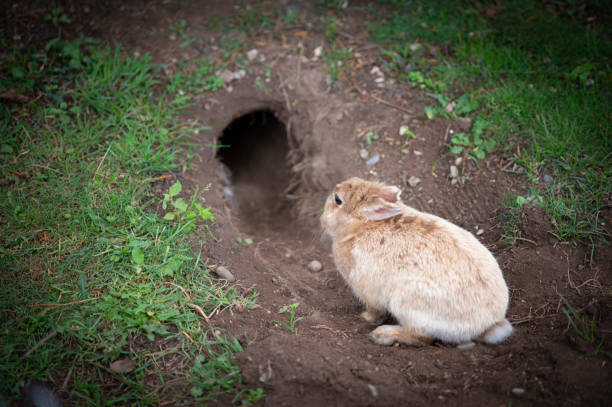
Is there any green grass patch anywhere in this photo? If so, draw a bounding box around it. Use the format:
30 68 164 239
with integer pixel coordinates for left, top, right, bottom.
367 0 611 245
1 38 259 405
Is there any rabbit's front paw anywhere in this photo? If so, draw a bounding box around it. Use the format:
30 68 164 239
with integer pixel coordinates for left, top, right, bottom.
360 308 385 324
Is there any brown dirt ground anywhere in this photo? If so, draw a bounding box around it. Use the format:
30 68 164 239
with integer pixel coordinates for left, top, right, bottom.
8 0 611 405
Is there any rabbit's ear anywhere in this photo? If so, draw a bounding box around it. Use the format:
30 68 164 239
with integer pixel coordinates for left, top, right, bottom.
377 185 401 203
361 201 403 221
359 186 403 221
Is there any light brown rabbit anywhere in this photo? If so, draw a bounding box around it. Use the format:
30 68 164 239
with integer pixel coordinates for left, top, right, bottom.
320 177 512 346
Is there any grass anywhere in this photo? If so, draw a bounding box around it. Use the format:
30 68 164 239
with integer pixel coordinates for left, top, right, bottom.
560 296 610 358
0 36 260 404
274 303 303 334
365 0 611 246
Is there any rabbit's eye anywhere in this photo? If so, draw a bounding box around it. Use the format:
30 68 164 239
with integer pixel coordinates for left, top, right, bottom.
334 193 343 206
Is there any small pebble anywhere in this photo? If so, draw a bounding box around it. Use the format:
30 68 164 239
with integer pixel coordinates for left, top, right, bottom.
511 388 525 396
214 266 235 282
476 229 484 236
218 69 234 83
457 341 475 350
359 149 369 159
370 66 382 76
366 155 380 166
454 157 463 166
233 69 246 80
450 165 459 178
407 176 421 187
246 49 259 61
374 77 384 83
307 260 322 273
368 384 378 397
413 150 423 156
313 45 323 59
542 174 553 183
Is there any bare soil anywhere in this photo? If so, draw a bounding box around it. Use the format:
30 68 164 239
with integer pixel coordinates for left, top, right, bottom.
10 1 611 405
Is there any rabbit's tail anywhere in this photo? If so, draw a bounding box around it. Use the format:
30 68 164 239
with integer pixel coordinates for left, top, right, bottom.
479 319 513 344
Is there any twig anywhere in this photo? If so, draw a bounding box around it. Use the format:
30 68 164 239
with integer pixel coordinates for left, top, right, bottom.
350 80 414 115
356 125 385 138
515 237 537 245
443 124 451 142
511 313 557 325
297 45 304 90
142 174 173 183
28 297 99 308
94 143 112 179
186 302 211 325
61 359 75 391
24 326 57 357
281 85 292 112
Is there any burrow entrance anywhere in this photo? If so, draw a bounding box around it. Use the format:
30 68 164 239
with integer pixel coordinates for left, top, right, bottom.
217 109 295 235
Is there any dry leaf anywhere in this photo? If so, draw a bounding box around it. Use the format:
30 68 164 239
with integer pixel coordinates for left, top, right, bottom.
110 358 136 373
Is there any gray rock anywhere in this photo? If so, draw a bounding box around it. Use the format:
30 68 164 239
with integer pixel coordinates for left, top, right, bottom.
246 49 259 61
476 229 484 236
457 341 475 350
359 149 369 159
366 155 380 166
456 117 473 132
450 165 459 178
233 69 246 80
543 174 553 183
407 176 421 187
307 260 322 273
368 384 378 397
218 69 234 83
511 388 525 396
214 266 235 282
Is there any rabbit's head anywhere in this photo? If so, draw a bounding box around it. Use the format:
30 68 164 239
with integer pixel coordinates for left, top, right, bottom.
320 177 404 239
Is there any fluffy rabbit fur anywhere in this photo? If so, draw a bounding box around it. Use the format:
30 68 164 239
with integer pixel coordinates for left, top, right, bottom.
321 177 512 346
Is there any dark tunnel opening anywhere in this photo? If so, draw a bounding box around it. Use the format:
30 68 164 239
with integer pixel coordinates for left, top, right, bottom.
216 110 293 234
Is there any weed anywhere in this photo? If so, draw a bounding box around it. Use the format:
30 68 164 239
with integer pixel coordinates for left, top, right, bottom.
170 19 196 49
500 194 529 244
560 296 610 357
398 125 416 152
365 131 379 146
448 117 496 161
326 46 351 85
275 303 303 334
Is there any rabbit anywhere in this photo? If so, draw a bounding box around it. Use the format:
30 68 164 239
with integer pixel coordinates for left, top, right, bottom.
320 177 513 346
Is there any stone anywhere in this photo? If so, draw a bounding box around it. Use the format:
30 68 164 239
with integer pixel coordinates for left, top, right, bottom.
457 342 475 350
366 155 380 166
307 260 323 273
407 176 421 187
359 149 369 159
214 266 235 282
218 69 234 83
246 49 259 61
450 165 459 178
511 388 525 396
